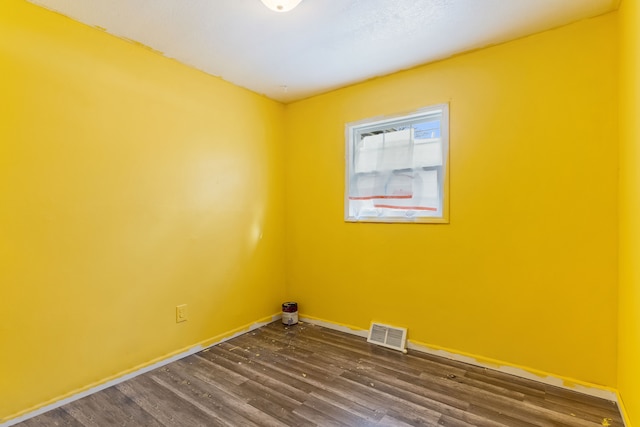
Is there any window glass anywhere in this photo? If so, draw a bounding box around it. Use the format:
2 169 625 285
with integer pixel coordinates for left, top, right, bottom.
345 104 449 223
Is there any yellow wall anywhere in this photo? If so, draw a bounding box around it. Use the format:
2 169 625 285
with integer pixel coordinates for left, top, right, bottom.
0 1 285 420
0 0 626 421
619 0 640 424
285 14 619 387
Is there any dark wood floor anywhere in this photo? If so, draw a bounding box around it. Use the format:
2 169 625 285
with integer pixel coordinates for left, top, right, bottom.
17 321 624 426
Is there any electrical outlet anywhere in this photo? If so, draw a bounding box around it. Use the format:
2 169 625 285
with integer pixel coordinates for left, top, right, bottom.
176 304 188 323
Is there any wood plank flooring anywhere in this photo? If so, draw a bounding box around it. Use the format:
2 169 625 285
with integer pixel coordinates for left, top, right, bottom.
16 321 624 426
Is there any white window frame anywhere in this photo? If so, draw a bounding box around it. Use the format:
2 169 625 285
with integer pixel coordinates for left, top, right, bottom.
345 103 449 223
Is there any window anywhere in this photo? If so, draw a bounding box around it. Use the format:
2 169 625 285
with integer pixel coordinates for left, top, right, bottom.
345 104 449 223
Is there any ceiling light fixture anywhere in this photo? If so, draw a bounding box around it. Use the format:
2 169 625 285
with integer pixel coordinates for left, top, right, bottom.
260 0 302 13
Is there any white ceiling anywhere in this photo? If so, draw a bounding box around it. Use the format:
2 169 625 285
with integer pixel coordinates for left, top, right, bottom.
28 0 618 103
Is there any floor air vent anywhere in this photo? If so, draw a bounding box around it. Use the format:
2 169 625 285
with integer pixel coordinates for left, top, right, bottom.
367 322 408 353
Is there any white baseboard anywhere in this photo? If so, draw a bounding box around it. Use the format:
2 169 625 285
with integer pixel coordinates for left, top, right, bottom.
1 314 282 427
299 316 621 406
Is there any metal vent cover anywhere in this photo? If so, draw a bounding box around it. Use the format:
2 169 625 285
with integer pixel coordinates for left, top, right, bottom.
367 322 408 353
